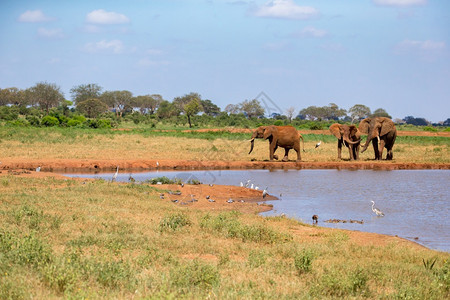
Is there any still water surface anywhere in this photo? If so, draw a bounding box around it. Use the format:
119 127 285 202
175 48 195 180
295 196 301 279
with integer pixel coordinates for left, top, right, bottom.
64 169 450 252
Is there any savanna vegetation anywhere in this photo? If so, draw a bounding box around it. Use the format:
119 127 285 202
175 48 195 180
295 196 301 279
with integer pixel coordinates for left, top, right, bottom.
1 175 449 299
1 83 449 298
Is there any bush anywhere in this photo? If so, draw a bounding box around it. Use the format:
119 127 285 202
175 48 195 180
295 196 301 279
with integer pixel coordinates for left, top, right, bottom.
41 115 60 127
26 115 40 126
0 106 19 121
274 120 283 126
170 260 220 289
159 213 191 232
6 119 29 127
423 126 438 132
294 249 314 274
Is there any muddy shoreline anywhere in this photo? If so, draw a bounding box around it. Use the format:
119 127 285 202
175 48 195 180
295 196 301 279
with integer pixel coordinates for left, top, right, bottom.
1 158 449 172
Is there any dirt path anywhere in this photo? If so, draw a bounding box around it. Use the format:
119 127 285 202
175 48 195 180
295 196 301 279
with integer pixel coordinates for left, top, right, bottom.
1 158 449 172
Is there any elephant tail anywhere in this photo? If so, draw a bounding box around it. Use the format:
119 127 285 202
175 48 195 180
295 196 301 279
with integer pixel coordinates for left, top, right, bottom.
299 135 305 152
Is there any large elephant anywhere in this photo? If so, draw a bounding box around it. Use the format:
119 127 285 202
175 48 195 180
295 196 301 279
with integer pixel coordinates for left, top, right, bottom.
359 117 397 160
329 123 361 160
249 125 304 162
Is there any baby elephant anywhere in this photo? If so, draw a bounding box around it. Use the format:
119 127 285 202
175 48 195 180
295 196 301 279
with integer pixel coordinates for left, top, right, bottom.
329 123 361 160
249 125 305 162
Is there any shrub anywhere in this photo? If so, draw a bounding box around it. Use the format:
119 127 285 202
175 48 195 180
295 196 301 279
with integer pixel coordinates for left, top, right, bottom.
41 115 60 127
274 120 283 126
26 115 40 126
423 126 438 132
310 123 323 130
159 213 191 232
170 260 220 289
294 249 314 274
6 119 29 127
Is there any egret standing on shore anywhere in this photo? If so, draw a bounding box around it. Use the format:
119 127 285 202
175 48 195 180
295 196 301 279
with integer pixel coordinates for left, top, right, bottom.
262 187 268 199
112 166 119 182
371 201 385 217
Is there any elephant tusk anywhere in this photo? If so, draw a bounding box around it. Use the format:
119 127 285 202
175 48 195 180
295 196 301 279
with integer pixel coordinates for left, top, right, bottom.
377 136 380 144
249 138 255 142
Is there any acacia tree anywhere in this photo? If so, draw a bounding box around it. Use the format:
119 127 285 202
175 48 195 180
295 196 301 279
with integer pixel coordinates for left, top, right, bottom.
224 104 240 114
29 82 64 113
77 98 109 118
101 90 133 117
285 107 296 123
371 108 391 118
201 99 220 116
239 99 265 119
184 98 202 127
132 94 163 114
173 93 204 127
70 84 103 105
348 104 371 123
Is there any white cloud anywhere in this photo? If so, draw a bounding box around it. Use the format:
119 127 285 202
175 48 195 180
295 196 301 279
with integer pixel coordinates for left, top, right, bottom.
18 10 53 23
396 39 445 51
254 0 318 20
294 26 327 38
373 0 427 6
83 39 124 54
37 28 64 39
86 9 130 24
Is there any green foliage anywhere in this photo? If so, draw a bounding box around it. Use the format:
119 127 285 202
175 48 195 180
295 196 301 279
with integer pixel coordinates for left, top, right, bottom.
0 106 19 121
423 126 438 132
273 120 283 126
423 257 437 270
200 212 292 244
26 115 40 126
159 213 191 232
247 249 267 268
41 115 60 127
146 176 182 184
294 249 314 274
170 260 220 289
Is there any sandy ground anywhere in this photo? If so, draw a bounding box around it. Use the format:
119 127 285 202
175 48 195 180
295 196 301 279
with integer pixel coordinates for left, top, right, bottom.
0 168 427 250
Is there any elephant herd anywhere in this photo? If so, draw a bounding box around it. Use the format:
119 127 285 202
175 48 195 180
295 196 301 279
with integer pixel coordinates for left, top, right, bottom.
249 117 397 162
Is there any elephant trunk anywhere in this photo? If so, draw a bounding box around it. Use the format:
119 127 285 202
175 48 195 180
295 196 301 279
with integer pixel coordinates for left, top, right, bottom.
248 138 255 154
361 132 379 153
343 136 360 145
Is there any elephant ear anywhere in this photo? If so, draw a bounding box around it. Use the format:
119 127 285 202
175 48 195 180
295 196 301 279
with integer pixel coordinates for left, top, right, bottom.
358 118 370 134
379 118 394 136
329 123 343 139
263 126 275 139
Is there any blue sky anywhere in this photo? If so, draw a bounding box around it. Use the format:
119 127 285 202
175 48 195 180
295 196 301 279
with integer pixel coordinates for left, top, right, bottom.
0 0 449 122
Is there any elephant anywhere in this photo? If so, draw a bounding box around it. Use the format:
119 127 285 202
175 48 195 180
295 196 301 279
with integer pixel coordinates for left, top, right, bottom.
359 117 397 160
249 125 304 162
329 123 361 160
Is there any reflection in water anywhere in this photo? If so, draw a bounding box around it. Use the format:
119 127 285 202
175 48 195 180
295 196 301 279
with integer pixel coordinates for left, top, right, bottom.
64 169 450 252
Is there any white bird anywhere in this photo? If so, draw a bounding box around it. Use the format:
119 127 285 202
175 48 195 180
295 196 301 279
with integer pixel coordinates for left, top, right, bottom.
255 186 259 190
156 161 160 168
206 195 210 199
111 166 119 182
227 198 234 203
371 201 385 217
315 141 322 148
36 166 41 172
208 198 215 202
250 183 254 189
262 187 268 199
245 180 251 188
240 182 244 187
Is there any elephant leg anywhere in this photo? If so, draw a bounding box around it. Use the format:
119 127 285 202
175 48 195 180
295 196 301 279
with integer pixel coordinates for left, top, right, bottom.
282 148 290 162
337 140 342 159
355 145 360 160
372 139 380 160
347 145 354 160
272 145 279 160
294 140 301 161
379 140 386 160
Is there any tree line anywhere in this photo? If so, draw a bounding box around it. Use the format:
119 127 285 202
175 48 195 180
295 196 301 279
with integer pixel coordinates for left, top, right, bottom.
1 82 448 128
